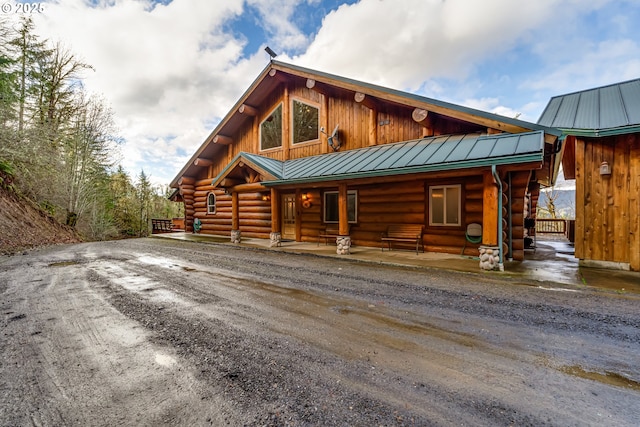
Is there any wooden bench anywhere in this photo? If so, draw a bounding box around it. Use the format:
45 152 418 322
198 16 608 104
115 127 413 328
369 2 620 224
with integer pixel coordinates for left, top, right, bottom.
318 224 350 246
381 224 424 254
151 218 174 234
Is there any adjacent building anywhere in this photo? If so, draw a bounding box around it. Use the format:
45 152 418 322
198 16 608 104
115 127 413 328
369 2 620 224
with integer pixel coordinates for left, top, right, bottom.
538 78 640 271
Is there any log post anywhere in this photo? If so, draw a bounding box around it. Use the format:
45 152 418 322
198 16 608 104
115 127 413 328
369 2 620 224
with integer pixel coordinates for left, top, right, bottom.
482 169 499 246
270 188 280 233
269 187 281 247
231 191 240 243
335 183 351 255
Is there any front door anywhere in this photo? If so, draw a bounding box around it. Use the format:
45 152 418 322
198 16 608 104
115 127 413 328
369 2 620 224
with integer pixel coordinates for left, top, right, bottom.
281 194 296 240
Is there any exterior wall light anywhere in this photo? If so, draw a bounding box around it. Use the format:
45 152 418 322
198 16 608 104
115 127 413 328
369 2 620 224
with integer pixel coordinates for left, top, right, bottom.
301 193 312 208
600 161 611 176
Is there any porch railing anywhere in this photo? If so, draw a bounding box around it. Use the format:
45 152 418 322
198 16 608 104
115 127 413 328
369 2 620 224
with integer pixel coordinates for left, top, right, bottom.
535 218 567 235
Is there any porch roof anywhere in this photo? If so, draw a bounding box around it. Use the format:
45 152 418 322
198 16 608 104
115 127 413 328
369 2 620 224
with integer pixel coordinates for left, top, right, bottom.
213 131 545 187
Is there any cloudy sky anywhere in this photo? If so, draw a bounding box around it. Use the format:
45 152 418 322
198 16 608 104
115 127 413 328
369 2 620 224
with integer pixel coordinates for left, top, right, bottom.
15 0 640 185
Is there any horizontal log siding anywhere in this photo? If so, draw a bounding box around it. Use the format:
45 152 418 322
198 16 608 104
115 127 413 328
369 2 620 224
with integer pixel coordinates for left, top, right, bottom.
299 189 323 243
353 182 425 250
192 188 271 238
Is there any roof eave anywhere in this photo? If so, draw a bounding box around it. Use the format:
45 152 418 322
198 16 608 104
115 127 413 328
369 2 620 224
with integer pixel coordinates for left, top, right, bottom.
559 124 640 138
211 152 284 188
262 153 543 187
170 62 277 188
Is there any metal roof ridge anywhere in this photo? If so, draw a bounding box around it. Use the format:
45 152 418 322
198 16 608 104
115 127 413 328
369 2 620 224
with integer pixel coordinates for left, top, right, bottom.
546 77 640 100
270 60 561 136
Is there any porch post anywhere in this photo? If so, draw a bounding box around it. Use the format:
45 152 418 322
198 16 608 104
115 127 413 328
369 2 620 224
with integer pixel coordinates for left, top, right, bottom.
231 191 241 244
480 169 500 270
270 188 281 247
337 183 351 255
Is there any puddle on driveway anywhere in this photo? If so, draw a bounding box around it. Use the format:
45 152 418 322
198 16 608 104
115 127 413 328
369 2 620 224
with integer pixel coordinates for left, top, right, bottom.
560 365 640 391
49 261 79 267
136 255 180 270
155 353 177 367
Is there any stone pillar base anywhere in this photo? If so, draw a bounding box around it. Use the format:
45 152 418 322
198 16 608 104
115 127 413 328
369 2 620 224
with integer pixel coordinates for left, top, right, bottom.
336 235 351 255
231 229 241 244
269 232 282 248
479 246 502 271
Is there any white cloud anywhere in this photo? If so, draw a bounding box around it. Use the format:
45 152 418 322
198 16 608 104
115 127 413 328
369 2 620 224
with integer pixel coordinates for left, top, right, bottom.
293 0 567 89
30 0 262 184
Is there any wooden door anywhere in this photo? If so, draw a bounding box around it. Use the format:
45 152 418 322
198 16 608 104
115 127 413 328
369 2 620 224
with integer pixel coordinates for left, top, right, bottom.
281 194 296 240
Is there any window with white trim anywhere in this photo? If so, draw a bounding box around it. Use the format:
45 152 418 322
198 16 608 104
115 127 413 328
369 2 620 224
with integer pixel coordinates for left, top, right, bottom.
207 192 216 215
429 185 460 226
291 99 319 144
260 103 282 150
324 190 357 223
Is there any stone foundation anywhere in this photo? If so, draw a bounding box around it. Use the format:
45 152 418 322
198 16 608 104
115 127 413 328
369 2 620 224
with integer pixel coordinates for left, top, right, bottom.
230 229 241 244
269 232 281 248
479 246 502 271
336 235 351 255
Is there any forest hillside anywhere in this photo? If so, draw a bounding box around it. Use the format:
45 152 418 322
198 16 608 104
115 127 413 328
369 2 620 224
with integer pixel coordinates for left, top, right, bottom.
1 18 181 249
0 182 80 255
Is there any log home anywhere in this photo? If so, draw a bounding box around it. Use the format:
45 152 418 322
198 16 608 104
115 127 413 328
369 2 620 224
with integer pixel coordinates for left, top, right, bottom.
170 61 562 270
538 78 640 271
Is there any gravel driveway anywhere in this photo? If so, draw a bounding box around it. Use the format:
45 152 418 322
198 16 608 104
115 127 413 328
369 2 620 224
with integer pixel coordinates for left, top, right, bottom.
1 238 639 426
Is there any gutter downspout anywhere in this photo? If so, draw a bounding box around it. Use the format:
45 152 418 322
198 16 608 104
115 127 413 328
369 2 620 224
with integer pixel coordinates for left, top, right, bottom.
492 165 504 271
508 172 513 261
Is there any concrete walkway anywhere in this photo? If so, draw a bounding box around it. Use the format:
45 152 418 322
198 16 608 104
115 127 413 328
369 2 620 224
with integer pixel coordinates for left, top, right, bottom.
151 232 640 295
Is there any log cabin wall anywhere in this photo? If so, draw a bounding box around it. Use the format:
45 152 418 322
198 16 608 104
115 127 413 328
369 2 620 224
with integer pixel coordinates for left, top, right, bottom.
575 134 640 270
354 181 426 249
192 186 272 238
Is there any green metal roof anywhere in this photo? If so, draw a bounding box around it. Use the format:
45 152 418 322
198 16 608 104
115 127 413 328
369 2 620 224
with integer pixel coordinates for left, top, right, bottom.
217 131 545 187
538 78 640 137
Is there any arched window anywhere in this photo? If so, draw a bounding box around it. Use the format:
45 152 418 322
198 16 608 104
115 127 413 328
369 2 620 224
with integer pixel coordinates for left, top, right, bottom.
207 192 216 214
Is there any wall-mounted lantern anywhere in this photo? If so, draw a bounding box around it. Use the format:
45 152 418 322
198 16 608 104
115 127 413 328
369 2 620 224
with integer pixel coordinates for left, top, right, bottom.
600 161 611 176
301 192 312 208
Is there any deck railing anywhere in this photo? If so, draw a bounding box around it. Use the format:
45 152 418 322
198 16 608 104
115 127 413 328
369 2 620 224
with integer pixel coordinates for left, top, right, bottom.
535 218 567 235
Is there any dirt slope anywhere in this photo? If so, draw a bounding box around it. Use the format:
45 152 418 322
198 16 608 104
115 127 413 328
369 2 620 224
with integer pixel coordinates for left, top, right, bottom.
0 186 81 255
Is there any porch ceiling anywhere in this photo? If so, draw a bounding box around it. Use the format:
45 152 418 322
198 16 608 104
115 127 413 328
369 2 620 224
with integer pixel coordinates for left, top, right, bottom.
213 131 546 187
